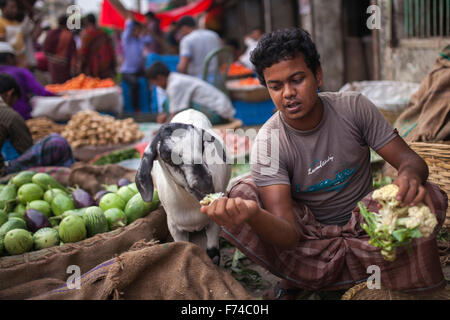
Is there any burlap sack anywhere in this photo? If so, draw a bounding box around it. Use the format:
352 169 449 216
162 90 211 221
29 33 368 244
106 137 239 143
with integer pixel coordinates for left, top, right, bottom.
68 163 138 195
395 46 450 142
0 207 169 300
33 240 254 300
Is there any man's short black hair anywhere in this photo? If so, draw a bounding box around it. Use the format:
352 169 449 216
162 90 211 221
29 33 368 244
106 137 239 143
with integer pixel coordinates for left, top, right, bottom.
176 15 196 28
86 13 96 25
0 73 21 98
250 28 321 87
146 61 170 80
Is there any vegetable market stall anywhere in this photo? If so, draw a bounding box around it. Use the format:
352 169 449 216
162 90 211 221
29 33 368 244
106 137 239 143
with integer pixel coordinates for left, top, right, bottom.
0 166 254 300
0 166 169 299
25 118 65 143
30 75 123 122
60 111 145 162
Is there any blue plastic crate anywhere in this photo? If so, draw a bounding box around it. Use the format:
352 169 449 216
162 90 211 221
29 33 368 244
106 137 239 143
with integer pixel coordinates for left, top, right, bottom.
145 53 179 70
121 77 151 113
232 99 276 126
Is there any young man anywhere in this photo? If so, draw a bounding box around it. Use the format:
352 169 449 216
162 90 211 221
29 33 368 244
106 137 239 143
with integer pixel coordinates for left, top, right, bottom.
0 74 74 177
176 15 222 80
108 0 154 113
200 28 448 298
146 61 235 125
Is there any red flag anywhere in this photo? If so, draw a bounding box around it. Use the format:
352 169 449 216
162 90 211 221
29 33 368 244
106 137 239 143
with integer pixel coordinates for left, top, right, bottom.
99 0 213 31
155 0 213 29
99 0 145 30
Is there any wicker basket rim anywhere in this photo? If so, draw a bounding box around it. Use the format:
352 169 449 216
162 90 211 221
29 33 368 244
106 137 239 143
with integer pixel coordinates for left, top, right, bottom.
341 282 450 300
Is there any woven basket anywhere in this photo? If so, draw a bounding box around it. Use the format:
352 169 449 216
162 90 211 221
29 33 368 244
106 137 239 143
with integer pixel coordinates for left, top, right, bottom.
341 282 450 300
408 141 450 230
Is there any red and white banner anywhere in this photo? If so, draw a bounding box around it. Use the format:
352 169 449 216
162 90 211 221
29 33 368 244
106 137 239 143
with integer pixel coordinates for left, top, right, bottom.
99 0 213 31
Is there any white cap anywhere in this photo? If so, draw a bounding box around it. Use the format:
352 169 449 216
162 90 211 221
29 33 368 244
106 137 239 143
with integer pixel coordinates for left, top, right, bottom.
0 42 15 54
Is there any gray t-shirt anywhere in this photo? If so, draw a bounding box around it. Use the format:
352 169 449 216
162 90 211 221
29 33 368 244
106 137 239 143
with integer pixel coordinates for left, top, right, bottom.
179 29 221 78
251 91 398 226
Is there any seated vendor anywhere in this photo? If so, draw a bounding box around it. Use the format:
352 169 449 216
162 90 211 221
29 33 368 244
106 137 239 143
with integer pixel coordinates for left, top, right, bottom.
200 28 448 299
0 42 55 120
145 61 236 125
0 74 74 177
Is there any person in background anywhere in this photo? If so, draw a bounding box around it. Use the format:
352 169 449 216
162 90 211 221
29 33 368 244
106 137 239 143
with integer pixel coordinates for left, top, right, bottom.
0 42 54 119
78 13 116 79
108 0 154 113
176 15 222 81
35 20 50 52
238 27 263 70
43 15 77 84
120 20 153 113
164 21 179 55
0 73 74 177
16 0 37 70
0 0 27 67
143 11 164 55
146 61 235 125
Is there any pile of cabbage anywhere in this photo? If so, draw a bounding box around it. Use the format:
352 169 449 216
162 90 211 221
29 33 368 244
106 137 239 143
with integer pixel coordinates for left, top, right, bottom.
0 171 159 256
359 184 438 262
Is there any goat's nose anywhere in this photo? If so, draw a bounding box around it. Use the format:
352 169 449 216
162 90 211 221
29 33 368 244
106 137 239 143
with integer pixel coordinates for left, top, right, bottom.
196 175 214 194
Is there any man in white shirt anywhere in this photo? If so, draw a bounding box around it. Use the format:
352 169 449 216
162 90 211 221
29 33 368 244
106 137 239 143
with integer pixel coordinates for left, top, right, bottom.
176 15 222 81
146 61 235 125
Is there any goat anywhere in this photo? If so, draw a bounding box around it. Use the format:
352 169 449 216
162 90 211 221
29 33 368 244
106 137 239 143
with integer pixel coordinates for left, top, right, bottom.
135 109 232 264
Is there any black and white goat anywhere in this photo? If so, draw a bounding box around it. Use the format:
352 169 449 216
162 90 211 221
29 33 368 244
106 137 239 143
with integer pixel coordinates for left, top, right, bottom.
135 109 231 264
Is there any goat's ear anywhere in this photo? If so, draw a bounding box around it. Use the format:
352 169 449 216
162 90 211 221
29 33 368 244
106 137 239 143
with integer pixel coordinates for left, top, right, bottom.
136 136 159 202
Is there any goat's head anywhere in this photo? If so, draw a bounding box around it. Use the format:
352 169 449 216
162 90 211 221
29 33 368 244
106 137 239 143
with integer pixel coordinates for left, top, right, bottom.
136 122 228 202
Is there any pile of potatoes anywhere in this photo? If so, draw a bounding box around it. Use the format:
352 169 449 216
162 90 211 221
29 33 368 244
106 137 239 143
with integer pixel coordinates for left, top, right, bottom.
26 117 65 142
61 111 144 148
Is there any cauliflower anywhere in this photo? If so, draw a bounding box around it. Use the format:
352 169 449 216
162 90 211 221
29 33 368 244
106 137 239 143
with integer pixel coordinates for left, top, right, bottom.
372 184 402 207
372 184 408 217
359 184 438 262
199 192 224 206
